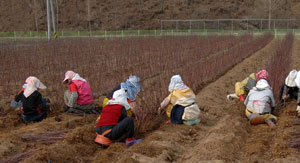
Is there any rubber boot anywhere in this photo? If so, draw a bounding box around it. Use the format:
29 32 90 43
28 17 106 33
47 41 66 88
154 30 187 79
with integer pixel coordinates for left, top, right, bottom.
126 138 142 146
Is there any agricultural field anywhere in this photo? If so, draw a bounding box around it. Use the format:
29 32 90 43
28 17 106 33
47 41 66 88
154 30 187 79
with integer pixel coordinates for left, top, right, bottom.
0 34 300 162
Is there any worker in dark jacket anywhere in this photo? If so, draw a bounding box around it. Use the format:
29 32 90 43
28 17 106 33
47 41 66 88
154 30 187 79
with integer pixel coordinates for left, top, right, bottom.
14 76 50 123
280 70 300 106
95 89 141 147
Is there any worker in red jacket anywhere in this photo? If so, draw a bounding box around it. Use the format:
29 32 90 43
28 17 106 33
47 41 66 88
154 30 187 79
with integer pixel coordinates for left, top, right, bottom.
95 89 141 147
63 70 96 114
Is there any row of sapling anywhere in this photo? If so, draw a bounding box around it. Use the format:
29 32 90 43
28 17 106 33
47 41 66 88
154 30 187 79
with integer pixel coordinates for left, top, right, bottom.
133 34 274 132
0 34 272 133
266 33 294 106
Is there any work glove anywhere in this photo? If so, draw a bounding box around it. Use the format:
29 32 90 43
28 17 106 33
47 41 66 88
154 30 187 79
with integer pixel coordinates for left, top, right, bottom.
296 106 300 116
239 95 245 102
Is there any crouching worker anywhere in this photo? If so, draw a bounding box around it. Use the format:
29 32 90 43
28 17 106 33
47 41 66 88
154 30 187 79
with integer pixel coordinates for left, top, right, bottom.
95 89 141 147
244 76 277 128
102 75 143 116
294 71 300 116
159 75 200 125
280 70 300 107
227 71 262 101
14 76 50 123
63 70 96 114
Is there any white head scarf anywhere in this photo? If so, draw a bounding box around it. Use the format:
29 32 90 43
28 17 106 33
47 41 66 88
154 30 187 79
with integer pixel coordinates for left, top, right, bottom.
168 75 184 92
23 76 47 98
295 71 300 88
285 70 298 87
106 89 130 110
255 79 270 90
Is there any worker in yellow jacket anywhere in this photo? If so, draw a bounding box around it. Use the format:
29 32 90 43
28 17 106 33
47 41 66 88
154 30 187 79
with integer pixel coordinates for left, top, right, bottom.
227 70 268 101
159 75 200 125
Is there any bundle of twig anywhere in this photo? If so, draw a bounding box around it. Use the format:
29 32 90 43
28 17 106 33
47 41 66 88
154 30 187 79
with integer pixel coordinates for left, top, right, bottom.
0 149 37 163
292 118 300 125
287 137 300 149
17 129 69 145
288 130 300 150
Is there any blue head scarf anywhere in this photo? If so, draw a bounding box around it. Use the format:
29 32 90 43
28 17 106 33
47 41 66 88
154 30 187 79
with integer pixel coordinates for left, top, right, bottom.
120 75 143 101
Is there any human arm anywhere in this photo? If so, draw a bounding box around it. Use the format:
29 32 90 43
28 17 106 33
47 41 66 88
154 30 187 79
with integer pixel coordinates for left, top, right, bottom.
297 89 300 106
270 91 276 108
68 82 78 107
14 92 23 102
244 92 250 106
118 107 128 122
296 89 300 115
160 97 170 110
282 85 290 100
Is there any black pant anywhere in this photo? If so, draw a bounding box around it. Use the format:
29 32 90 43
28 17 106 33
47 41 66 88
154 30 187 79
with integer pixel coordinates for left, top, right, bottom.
170 105 185 124
22 112 47 123
96 117 134 140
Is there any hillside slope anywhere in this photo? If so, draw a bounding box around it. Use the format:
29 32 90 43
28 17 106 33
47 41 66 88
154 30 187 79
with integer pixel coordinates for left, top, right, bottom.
1 0 300 32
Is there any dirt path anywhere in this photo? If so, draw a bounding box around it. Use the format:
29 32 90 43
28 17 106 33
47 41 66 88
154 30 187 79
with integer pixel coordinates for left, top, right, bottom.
176 37 278 162
236 37 300 163
176 37 300 163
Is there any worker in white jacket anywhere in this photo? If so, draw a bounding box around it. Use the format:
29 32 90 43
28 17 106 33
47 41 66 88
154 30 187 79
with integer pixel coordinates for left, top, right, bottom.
244 78 276 128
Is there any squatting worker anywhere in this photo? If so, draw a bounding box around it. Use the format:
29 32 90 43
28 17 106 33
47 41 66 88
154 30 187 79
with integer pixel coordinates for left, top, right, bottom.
244 70 277 128
95 89 141 147
102 75 143 116
227 69 269 101
63 70 96 114
159 75 200 125
14 76 50 123
294 70 300 116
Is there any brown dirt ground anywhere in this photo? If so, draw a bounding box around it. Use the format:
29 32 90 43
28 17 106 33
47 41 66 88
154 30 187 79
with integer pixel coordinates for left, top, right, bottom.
1 0 300 31
1 37 300 162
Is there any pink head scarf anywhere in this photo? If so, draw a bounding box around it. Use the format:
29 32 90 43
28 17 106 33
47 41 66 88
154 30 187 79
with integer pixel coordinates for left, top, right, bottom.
63 71 76 83
256 69 269 81
23 76 47 98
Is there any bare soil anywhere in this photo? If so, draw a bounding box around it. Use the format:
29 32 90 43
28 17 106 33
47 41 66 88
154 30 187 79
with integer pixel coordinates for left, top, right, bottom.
1 37 300 162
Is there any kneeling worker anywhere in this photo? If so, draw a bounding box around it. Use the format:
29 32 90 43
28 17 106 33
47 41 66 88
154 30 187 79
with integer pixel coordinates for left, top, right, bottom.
95 89 141 147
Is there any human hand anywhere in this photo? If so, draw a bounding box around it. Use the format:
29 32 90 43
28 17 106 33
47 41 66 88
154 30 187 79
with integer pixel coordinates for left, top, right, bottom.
282 95 289 100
